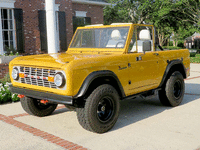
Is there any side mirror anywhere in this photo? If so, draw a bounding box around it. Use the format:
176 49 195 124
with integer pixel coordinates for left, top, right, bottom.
143 41 151 54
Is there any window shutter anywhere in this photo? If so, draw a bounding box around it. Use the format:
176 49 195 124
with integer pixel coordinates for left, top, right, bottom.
85 17 91 25
73 16 78 33
58 11 67 51
38 10 47 52
14 8 24 53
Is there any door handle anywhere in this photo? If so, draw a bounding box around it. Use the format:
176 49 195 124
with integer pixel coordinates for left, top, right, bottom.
136 55 142 61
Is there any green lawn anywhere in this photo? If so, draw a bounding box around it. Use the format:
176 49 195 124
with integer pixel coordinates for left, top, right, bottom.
190 54 200 63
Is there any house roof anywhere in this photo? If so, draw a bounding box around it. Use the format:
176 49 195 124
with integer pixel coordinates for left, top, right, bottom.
192 32 200 38
72 0 111 6
185 32 200 40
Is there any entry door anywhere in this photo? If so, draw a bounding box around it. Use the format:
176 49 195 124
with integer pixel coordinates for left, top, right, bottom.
128 52 160 95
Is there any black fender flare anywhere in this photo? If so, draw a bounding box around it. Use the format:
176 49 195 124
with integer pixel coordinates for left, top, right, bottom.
73 70 125 98
159 59 186 88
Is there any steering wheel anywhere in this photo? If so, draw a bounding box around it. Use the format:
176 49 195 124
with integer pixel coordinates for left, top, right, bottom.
116 42 124 48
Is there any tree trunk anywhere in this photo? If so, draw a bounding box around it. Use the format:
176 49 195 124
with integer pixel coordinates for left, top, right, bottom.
173 40 176 46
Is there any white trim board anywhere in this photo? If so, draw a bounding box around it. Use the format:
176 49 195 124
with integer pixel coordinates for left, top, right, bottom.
75 11 87 17
72 0 111 6
0 0 16 8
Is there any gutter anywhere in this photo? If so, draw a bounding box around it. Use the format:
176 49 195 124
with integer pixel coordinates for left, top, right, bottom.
72 0 111 6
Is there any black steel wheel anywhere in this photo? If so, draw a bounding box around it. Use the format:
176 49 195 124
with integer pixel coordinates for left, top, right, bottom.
76 84 120 133
159 71 185 107
97 96 114 123
173 80 182 99
20 97 57 117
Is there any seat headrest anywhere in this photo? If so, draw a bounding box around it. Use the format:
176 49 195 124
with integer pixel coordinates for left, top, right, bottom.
111 30 121 40
139 29 151 40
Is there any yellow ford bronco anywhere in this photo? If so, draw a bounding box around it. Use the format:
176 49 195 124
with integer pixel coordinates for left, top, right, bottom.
9 23 190 133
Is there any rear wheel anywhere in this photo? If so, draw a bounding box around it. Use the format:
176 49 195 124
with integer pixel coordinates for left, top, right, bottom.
76 84 120 133
20 97 57 117
159 71 185 107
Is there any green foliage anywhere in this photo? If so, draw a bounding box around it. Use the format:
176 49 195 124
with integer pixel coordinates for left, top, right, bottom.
4 46 19 56
0 73 11 85
11 93 20 102
190 52 197 57
104 0 155 24
177 41 184 48
0 74 19 104
190 54 200 63
0 83 10 103
151 0 199 46
104 0 200 47
0 83 20 103
104 1 130 25
162 46 183 50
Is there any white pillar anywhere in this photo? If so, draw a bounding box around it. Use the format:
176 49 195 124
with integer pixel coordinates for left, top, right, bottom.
0 9 4 55
45 0 58 54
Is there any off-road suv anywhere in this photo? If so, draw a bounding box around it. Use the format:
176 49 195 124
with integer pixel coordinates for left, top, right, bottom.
9 23 190 133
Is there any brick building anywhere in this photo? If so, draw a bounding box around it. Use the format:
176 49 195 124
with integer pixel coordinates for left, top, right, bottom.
0 0 109 55
0 0 109 78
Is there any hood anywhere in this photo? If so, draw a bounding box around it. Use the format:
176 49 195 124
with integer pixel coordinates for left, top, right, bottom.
10 52 108 68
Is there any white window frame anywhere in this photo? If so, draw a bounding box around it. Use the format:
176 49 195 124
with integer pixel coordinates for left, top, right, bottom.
0 9 3 55
0 0 16 55
75 11 87 17
1 9 16 52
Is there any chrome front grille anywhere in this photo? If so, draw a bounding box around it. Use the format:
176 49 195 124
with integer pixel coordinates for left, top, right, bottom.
19 66 57 89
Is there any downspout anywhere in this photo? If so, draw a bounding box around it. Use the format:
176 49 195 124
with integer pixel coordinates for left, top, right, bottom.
45 0 58 54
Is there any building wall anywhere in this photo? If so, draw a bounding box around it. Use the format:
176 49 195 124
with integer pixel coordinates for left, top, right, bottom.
14 0 73 55
72 3 104 24
13 1 104 55
15 0 43 55
0 1 106 79
0 64 9 79
55 0 73 49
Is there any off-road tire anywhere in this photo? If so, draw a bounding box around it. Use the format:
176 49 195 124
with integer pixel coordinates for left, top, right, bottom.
159 71 185 107
64 105 76 111
20 97 58 117
76 84 120 133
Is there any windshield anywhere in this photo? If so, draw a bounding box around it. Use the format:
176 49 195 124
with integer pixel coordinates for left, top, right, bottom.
70 27 130 48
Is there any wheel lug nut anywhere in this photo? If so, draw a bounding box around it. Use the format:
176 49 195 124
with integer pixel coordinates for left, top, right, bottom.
101 106 105 111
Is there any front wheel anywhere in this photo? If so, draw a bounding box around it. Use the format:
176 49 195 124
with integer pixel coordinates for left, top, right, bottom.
76 84 120 133
159 71 185 107
20 97 58 117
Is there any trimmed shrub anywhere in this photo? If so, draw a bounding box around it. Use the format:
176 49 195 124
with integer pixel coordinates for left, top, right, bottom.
0 73 11 84
190 52 196 57
0 83 20 103
177 41 184 48
0 74 20 104
162 46 184 50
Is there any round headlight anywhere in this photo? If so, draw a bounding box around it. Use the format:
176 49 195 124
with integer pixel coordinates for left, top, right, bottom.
12 67 19 80
54 72 65 87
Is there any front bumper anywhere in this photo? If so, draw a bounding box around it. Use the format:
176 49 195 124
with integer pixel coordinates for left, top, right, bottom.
10 85 73 105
